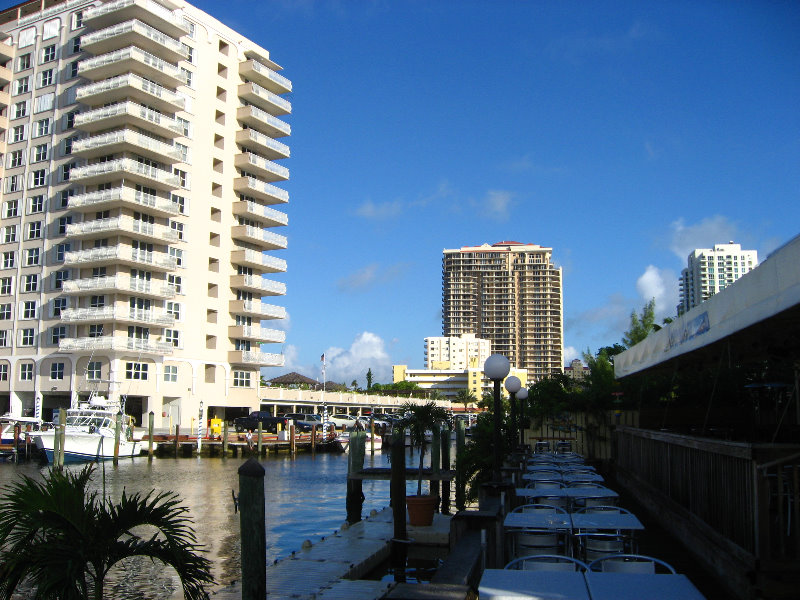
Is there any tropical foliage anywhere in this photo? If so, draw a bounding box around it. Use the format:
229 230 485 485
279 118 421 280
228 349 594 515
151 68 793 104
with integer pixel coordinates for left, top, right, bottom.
399 401 450 496
0 465 213 600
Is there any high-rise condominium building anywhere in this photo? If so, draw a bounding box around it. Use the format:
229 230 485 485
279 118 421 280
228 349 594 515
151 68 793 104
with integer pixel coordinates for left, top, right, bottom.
442 241 563 381
424 333 491 370
678 242 758 315
0 0 290 426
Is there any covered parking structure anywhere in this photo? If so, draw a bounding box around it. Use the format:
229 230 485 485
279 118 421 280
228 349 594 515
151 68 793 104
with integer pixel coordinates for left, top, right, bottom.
612 234 800 600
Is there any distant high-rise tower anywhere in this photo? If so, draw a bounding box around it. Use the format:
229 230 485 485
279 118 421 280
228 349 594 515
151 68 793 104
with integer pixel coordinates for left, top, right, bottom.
678 242 758 315
442 241 563 381
0 0 290 426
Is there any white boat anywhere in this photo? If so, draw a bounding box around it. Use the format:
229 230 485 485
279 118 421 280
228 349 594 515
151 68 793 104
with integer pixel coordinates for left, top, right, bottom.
335 430 382 451
33 397 141 463
0 415 42 443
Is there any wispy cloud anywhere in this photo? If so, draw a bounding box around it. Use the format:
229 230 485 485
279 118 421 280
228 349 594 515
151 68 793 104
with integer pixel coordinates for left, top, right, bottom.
477 190 514 222
336 262 410 293
668 216 740 260
565 293 633 343
503 154 568 175
355 198 404 219
355 179 455 220
548 21 653 64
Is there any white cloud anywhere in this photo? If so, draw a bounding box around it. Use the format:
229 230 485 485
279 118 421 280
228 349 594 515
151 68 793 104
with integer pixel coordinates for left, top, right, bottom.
563 346 581 364
480 190 514 222
273 310 291 332
336 262 411 293
669 216 739 260
322 332 392 385
355 198 404 219
636 265 678 320
565 293 632 342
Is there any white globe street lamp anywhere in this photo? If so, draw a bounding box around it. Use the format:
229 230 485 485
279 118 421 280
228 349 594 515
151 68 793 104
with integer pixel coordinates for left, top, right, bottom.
484 354 511 482
504 376 521 448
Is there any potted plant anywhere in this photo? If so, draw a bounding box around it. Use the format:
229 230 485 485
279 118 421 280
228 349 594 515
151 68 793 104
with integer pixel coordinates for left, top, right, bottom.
399 401 450 526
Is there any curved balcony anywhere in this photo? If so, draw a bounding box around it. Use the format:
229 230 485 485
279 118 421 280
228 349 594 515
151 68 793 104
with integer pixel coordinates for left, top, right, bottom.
228 350 284 367
78 74 184 114
238 82 291 116
233 177 288 205
229 275 286 296
82 19 185 63
0 39 12 63
234 152 289 182
231 225 287 251
66 216 180 244
73 129 183 163
60 335 174 356
239 58 292 95
0 64 10 88
236 106 290 138
228 326 285 344
62 275 176 299
232 201 288 228
75 101 183 138
65 246 177 272
78 46 183 88
71 158 180 191
70 187 181 217
61 306 175 326
229 300 285 320
85 0 190 40
231 249 286 273
235 129 290 160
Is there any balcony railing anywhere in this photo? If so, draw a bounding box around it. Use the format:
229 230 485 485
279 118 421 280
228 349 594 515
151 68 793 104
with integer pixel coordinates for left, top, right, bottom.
75 101 183 137
229 300 286 320
82 19 185 62
71 157 181 190
230 275 286 296
61 306 175 326
239 58 292 95
66 216 180 243
232 201 288 228
236 105 291 138
62 275 176 298
78 46 183 87
228 350 285 367
85 0 190 39
70 187 182 217
231 249 287 273
233 176 289 205
235 152 289 182
73 129 183 163
235 128 290 160
78 74 185 113
59 335 174 355
229 325 286 343
65 246 177 271
231 225 287 250
238 82 291 115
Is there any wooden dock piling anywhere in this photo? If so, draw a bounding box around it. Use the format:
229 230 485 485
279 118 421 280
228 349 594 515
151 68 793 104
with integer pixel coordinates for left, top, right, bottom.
441 426 451 514
290 424 296 456
238 458 266 600
346 431 366 524
456 420 466 510
148 411 154 461
113 412 121 466
222 421 229 455
174 425 180 457
257 421 264 456
57 412 66 468
431 424 441 505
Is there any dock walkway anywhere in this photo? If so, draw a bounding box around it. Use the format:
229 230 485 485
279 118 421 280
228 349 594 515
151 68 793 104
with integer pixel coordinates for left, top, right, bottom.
212 508 452 600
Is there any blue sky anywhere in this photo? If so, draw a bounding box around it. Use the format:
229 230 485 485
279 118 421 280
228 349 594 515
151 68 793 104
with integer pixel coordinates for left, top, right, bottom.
193 0 800 386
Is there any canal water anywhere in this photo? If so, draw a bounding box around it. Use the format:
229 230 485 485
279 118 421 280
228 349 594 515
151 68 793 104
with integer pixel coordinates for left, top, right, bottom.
0 447 417 598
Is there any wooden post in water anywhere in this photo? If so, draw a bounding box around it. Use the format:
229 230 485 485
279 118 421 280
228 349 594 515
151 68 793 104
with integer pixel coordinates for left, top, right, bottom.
290 424 296 456
441 426 451 514
390 427 408 580
113 412 122 466
257 421 263 456
52 417 61 469
370 414 375 455
456 420 466 511
57 409 66 468
238 458 266 600
148 411 154 461
222 421 229 456
174 424 180 458
311 425 317 455
12 423 20 464
346 432 366 524
430 425 441 507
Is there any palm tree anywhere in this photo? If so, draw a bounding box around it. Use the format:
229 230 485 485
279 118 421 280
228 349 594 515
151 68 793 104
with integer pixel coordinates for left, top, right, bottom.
399 401 450 496
0 465 213 600
454 389 477 414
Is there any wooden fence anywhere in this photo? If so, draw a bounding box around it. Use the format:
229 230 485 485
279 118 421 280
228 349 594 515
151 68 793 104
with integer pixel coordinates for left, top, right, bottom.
524 410 639 460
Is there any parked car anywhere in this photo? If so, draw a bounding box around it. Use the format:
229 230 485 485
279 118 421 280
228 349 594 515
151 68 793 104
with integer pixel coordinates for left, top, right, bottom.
327 413 357 428
234 412 289 434
281 413 321 431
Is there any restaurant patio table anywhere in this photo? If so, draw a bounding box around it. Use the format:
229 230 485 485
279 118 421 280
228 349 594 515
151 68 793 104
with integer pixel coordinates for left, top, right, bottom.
516 487 620 501
504 511 572 531
571 512 644 532
584 572 706 599
479 569 591 600
561 472 605 483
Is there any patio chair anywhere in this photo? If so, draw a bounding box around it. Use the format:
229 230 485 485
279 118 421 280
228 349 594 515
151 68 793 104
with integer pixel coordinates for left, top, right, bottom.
575 505 630 515
511 503 568 515
574 532 629 562
588 554 676 574
534 441 551 453
555 441 572 453
505 554 589 571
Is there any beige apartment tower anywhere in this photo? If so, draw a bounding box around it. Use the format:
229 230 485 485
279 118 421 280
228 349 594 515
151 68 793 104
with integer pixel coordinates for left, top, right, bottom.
0 0 289 427
442 241 563 381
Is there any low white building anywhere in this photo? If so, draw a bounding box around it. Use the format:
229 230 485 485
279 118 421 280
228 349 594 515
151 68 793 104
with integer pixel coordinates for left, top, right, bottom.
678 242 758 315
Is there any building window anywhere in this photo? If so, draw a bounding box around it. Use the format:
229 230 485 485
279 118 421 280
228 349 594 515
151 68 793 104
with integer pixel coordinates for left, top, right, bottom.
72 11 84 30
0 331 7 347
9 149 24 168
65 111 77 129
2 226 17 244
29 195 45 213
71 37 81 54
11 125 25 143
169 221 184 240
14 77 30 95
165 329 180 347
0 304 10 319
57 189 74 209
168 275 182 294
87 361 101 381
6 175 22 193
61 163 74 182
165 301 181 320
31 169 47 187
0 364 7 381
164 365 178 382
233 371 251 388
2 252 14 269
17 53 31 71
89 295 105 308
69 60 79 78
27 221 43 240
13 101 28 119
125 362 148 380
64 136 76 155
0 278 10 294
41 45 56 63
53 297 67 317
173 168 188 189
22 301 37 319
34 118 50 137
40 69 54 87
20 363 34 381
180 67 193 88
54 270 70 290
20 329 35 347
25 248 40 266
88 324 103 338
55 243 71 262
50 362 65 380
23 274 38 292
176 117 191 137
182 43 194 63
169 247 183 267
170 194 186 213
3 201 18 218
57 216 73 235
33 145 48 165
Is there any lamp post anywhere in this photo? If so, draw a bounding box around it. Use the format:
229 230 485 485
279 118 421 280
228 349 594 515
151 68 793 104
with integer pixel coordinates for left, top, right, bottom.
504 376 521 451
484 354 510 483
517 387 528 448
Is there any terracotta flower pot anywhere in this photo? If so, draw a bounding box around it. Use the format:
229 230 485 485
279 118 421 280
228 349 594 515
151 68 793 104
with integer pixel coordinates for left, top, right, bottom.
406 494 439 526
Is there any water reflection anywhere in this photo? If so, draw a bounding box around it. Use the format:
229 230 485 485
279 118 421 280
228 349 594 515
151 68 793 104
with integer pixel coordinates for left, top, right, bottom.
0 449 412 597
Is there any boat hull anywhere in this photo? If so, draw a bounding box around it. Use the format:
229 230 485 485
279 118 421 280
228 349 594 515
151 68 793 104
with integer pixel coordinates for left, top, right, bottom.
35 431 141 463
